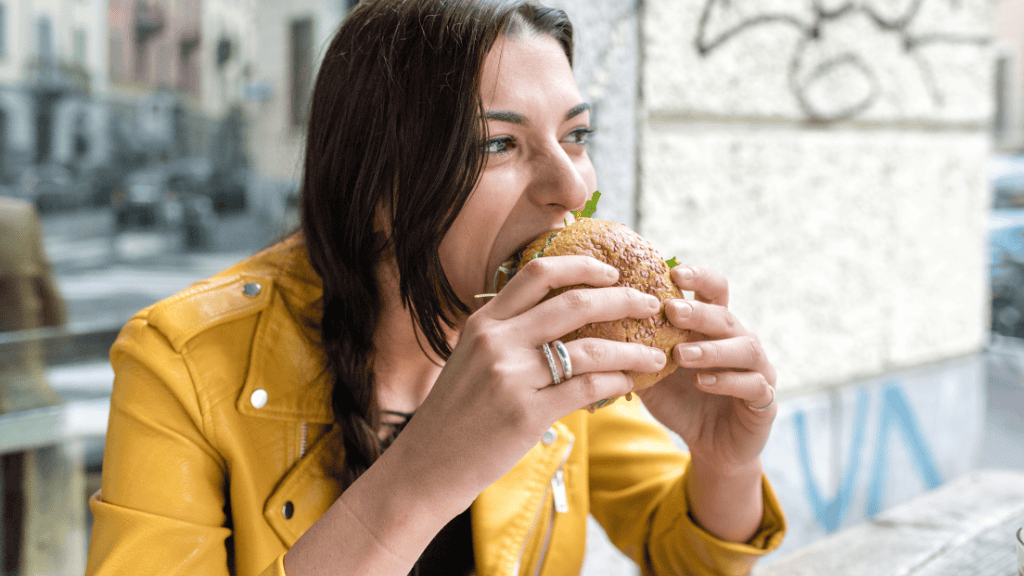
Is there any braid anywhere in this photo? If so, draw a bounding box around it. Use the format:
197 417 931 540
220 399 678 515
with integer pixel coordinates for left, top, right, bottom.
320 266 384 490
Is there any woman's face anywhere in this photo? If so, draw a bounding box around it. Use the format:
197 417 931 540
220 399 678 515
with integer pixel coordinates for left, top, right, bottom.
440 32 597 312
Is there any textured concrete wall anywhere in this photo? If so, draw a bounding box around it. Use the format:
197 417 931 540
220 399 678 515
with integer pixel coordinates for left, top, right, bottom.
635 0 997 571
641 0 995 395
550 0 641 231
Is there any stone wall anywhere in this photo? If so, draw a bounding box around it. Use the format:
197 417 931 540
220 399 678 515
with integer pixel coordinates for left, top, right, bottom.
639 0 997 568
642 0 993 395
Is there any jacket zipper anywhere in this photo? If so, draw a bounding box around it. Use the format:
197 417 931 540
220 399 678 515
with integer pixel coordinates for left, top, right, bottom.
512 438 574 576
299 422 307 458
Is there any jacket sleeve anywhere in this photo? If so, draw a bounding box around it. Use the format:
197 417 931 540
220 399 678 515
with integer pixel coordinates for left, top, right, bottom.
586 399 786 576
85 316 234 576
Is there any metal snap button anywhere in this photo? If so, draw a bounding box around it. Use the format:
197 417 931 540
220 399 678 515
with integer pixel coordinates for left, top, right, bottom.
283 501 294 519
542 428 557 446
250 389 268 409
243 282 261 297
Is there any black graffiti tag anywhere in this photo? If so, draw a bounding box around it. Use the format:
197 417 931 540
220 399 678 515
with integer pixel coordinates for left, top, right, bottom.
695 0 990 122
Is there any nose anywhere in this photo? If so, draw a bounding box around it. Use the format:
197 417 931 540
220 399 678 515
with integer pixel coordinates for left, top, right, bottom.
525 145 590 213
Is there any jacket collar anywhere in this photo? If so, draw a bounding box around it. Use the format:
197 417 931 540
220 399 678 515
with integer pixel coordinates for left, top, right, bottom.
236 235 335 424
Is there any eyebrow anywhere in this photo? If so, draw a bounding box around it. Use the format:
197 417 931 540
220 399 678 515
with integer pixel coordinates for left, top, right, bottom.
483 102 592 126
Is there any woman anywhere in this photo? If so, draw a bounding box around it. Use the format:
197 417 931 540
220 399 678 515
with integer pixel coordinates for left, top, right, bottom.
86 1 785 575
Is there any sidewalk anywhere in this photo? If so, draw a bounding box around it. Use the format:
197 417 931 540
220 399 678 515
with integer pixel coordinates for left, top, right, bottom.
980 334 1024 471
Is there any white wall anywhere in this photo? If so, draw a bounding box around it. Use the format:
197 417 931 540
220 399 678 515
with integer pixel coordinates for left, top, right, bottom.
638 0 997 567
642 0 993 396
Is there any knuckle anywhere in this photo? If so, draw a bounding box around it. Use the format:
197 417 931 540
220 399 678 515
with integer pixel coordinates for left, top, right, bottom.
702 342 722 363
462 314 486 336
753 372 771 390
721 308 740 330
562 288 594 309
744 336 766 365
581 339 606 364
579 373 601 397
472 324 502 353
519 257 551 281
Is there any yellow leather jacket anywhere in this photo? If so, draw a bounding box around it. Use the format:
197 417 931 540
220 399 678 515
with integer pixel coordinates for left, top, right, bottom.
85 235 785 576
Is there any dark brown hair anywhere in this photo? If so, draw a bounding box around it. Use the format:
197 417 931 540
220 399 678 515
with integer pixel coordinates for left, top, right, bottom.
300 0 574 488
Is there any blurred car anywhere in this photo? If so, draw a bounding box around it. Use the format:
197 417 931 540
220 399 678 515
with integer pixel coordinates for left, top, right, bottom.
990 210 1024 338
989 155 1024 339
18 163 90 212
114 165 172 229
207 167 248 214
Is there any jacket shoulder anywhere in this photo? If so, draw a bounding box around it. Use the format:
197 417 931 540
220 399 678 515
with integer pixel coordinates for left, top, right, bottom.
144 237 314 352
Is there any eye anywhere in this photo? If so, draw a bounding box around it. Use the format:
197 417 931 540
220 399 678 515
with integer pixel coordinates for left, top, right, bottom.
483 136 516 155
563 127 594 146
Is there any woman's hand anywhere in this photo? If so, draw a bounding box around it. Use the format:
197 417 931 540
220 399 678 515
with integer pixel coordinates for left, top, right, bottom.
636 265 777 467
393 255 668 512
634 265 776 542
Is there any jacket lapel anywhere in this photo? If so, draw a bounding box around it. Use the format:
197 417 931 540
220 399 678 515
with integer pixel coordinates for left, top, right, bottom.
235 278 333 424
262 424 345 545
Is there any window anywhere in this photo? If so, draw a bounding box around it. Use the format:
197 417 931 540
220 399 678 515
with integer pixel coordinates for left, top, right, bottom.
74 29 87 65
110 33 124 81
289 18 314 128
37 16 54 64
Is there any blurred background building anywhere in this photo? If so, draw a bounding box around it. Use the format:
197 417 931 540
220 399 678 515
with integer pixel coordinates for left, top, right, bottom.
995 0 1024 153
0 0 1022 575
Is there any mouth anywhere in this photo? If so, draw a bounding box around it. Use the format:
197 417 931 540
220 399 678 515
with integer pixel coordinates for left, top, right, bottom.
482 229 563 296
490 244 529 294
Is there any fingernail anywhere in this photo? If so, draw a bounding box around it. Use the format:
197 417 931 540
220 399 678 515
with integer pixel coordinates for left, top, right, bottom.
650 347 666 366
672 300 692 319
679 345 702 361
645 294 660 309
676 267 694 281
697 373 716 386
605 265 620 281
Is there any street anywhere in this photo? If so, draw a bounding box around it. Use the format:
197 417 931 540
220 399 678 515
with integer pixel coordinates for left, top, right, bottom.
42 206 281 327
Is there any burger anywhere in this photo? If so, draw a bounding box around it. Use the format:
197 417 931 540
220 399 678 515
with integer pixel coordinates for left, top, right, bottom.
494 217 691 393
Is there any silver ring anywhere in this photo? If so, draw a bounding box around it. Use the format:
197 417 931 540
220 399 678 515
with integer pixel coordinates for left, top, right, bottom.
541 342 561 384
746 385 775 412
552 340 572 380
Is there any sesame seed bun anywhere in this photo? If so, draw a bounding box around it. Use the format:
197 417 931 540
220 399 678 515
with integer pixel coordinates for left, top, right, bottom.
512 218 690 391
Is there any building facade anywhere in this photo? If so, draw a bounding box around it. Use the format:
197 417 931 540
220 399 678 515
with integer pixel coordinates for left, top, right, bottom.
241 0 349 231
0 0 108 187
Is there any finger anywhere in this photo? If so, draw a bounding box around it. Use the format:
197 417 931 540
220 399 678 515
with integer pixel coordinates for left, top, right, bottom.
691 370 776 413
529 339 664 394
671 266 729 307
666 299 746 339
556 338 667 380
540 370 635 415
673 335 772 376
484 255 619 320
522 286 661 344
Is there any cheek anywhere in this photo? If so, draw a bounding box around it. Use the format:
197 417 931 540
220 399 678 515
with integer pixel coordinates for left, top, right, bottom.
439 193 501 298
